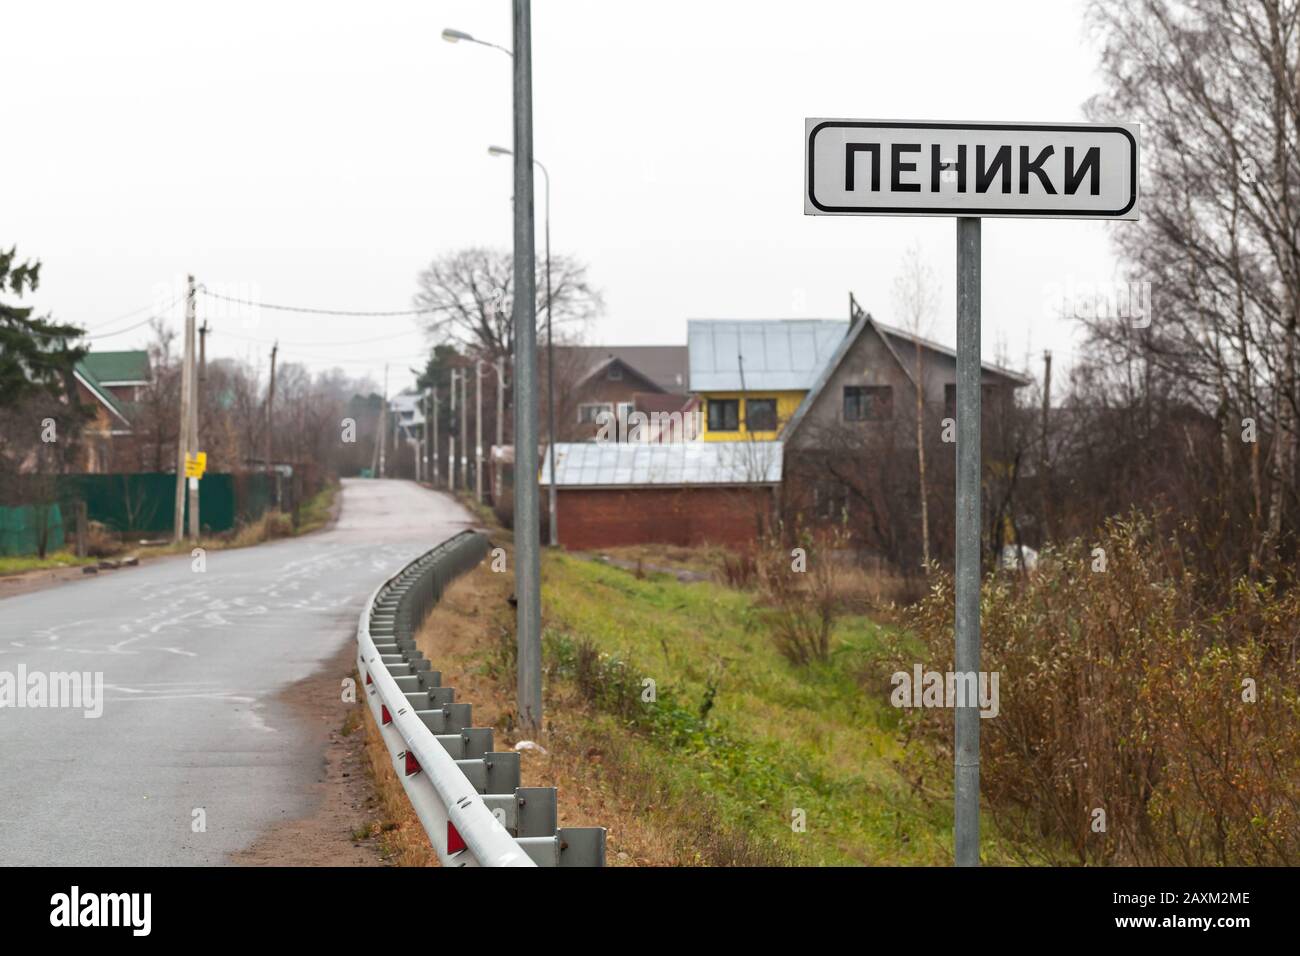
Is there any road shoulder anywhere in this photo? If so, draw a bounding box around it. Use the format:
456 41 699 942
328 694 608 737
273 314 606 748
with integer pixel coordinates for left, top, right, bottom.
227 638 389 866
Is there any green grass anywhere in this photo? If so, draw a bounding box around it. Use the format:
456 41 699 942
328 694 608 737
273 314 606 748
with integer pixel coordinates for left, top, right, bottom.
541 552 1023 865
294 481 340 534
0 550 96 575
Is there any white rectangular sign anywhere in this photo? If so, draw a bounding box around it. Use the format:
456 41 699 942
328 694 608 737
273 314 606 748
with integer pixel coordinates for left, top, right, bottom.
805 119 1139 219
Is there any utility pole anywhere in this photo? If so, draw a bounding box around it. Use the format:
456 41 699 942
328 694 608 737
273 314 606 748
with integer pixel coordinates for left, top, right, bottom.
475 360 484 501
1039 350 1053 541
186 278 201 540
379 364 388 480
198 319 209 390
541 162 557 547
512 0 542 731
432 386 439 486
448 368 457 491
266 342 278 506
495 359 505 448
460 364 469 491
172 276 196 544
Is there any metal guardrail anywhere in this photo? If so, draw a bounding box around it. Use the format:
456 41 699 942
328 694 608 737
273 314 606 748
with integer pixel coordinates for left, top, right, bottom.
355 529 605 867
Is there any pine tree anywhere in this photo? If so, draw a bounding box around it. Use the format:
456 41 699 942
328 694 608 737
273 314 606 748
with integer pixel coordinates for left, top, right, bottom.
0 246 86 408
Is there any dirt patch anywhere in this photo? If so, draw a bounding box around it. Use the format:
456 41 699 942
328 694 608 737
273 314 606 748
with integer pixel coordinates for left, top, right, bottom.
229 638 389 866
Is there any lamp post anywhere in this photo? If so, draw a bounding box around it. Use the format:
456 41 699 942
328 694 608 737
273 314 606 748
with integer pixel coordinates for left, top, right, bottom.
444 9 542 731
490 145 556 548
440 27 512 58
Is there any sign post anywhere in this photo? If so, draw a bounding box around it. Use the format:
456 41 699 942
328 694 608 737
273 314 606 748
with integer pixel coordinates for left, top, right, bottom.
954 216 981 867
805 118 1139 867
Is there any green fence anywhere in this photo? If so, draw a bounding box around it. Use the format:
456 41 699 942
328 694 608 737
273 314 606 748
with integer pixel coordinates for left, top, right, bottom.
0 472 286 555
0 504 65 557
64 473 274 537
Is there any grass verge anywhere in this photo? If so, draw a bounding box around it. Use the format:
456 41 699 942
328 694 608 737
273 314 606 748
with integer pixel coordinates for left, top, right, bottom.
0 550 96 575
358 508 1030 865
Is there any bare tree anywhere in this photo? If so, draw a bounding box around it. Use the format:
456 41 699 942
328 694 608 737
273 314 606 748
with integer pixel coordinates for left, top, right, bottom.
891 244 941 567
413 247 602 361
1085 0 1300 564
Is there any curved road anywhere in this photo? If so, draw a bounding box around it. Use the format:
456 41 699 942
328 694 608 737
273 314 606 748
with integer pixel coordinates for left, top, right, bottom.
0 479 474 865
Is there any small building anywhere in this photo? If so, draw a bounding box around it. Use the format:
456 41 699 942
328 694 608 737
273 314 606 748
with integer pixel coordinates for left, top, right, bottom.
73 350 152 473
779 307 1032 561
540 440 781 551
688 319 847 441
547 345 690 442
781 311 1032 447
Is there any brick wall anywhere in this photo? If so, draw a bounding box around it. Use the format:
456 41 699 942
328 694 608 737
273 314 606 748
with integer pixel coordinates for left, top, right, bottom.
556 485 774 551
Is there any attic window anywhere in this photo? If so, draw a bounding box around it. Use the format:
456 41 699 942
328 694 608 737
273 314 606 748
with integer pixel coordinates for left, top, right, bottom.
607 365 623 381
844 385 892 422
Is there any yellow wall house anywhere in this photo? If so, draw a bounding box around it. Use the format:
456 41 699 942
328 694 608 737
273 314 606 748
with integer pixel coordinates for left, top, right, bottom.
687 319 849 441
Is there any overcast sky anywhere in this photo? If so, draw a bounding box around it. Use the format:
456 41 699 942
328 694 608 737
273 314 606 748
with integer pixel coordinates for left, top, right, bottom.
4 0 1127 396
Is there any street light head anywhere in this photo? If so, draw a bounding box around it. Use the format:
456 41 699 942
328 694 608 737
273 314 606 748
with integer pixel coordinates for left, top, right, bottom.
487 145 512 157
441 27 474 43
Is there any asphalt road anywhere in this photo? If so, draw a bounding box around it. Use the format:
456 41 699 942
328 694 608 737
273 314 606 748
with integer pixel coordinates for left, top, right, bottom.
0 479 475 865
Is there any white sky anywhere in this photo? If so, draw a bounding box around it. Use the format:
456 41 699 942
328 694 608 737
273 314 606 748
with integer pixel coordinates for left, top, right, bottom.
4 0 1128 396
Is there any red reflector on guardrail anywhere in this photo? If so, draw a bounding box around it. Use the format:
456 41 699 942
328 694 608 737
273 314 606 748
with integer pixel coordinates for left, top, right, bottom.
447 821 467 854
381 704 392 725
404 751 421 775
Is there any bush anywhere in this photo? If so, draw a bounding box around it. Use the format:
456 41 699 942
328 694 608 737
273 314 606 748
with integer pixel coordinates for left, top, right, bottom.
755 527 848 666
492 494 514 531
86 521 122 558
891 514 1300 865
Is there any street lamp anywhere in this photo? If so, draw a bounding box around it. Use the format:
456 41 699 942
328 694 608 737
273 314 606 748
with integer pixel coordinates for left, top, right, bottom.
447 6 541 732
490 144 557 548
441 26 512 57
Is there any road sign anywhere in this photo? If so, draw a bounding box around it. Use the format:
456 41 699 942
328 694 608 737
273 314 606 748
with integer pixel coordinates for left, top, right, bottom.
805 119 1139 219
184 451 207 479
803 115 1139 868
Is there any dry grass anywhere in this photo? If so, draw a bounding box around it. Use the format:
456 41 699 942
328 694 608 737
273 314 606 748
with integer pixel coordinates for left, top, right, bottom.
356 700 438 867
897 514 1300 865
228 511 295 548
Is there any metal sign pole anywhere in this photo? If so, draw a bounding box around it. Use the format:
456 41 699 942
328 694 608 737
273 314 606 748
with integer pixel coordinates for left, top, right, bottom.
805 117 1139 868
954 215 981 867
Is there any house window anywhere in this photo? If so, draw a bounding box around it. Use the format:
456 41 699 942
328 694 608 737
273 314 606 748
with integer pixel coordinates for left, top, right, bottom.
812 478 850 522
707 398 740 432
746 398 778 432
578 402 613 424
607 364 623 381
616 402 634 423
844 385 893 421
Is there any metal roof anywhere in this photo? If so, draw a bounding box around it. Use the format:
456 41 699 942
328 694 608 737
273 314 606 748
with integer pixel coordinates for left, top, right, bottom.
688 319 848 392
79 349 151 384
73 361 133 425
389 391 425 427
540 440 782 487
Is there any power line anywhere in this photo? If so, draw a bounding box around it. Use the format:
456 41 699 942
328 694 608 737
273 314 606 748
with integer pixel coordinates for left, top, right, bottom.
80 314 166 339
215 326 430 348
78 293 183 332
197 286 456 317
